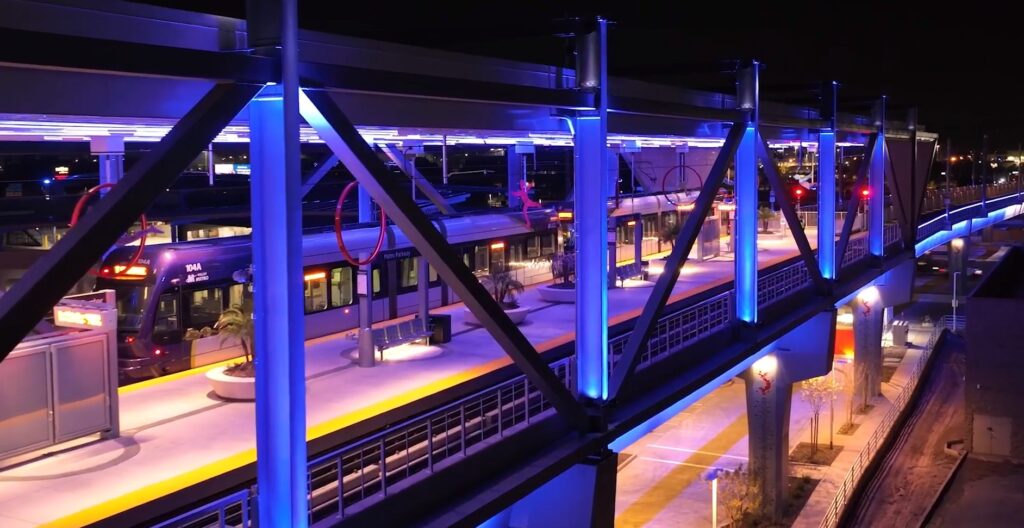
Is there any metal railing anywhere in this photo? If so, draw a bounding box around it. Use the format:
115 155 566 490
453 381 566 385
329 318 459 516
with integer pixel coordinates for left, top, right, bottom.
608 291 734 372
151 489 251 528
818 316 959 528
757 260 811 308
305 357 573 524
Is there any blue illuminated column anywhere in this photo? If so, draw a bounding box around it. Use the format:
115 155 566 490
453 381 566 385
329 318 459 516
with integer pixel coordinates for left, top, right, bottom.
734 62 759 324
248 4 308 521
818 132 836 278
574 18 609 401
869 98 886 257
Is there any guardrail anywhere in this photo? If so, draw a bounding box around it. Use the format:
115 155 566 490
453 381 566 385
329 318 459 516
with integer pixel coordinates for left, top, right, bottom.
305 356 574 524
151 489 251 528
818 316 959 528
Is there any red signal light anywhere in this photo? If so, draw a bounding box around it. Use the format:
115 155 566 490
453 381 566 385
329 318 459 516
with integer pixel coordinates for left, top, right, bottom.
793 187 805 197
860 187 871 199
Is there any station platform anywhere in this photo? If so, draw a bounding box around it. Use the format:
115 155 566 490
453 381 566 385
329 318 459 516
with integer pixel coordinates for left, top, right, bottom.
0 235 814 528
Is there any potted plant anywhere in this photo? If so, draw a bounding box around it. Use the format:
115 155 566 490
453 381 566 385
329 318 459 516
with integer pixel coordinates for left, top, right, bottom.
464 267 531 325
538 251 577 303
204 306 256 400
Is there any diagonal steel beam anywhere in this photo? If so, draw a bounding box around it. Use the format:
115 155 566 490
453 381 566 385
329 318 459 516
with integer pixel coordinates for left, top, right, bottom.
299 88 590 431
835 134 878 275
755 133 829 293
885 140 911 231
607 123 745 400
300 153 338 198
379 144 456 215
0 82 260 361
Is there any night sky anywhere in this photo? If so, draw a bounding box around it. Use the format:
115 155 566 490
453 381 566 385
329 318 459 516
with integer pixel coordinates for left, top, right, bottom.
143 2 1024 152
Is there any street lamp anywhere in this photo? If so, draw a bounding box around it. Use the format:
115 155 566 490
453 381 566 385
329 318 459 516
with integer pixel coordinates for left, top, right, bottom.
703 467 726 527
952 270 961 332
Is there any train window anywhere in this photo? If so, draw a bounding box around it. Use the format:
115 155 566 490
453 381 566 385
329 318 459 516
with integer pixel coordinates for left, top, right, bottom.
330 267 354 307
372 267 382 295
474 245 489 274
509 240 525 263
540 233 555 255
526 236 540 258
489 244 506 272
154 293 179 332
644 215 658 237
399 257 417 289
228 284 253 314
304 271 328 313
188 287 224 330
429 265 438 284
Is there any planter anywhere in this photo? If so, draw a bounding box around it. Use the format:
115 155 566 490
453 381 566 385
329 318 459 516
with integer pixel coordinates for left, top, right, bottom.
205 366 255 401
538 284 576 303
464 305 530 326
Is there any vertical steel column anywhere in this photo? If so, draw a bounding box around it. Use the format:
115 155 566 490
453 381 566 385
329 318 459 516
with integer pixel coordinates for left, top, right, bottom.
574 18 609 401
357 261 374 368
735 62 759 324
818 82 838 279
508 147 524 209
869 97 886 257
92 136 124 196
633 215 643 265
207 143 215 186
417 255 429 323
248 0 307 524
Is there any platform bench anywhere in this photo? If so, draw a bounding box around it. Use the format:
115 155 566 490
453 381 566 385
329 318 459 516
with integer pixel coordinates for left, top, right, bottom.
371 318 432 360
614 262 647 287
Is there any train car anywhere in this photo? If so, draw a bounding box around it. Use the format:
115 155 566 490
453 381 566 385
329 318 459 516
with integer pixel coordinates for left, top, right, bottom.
99 195 701 384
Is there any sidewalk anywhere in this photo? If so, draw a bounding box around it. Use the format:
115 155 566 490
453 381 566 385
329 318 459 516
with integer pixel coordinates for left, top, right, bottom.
612 320 933 528
792 323 935 527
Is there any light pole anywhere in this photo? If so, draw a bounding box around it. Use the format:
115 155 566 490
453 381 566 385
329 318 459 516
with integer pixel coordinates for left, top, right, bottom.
704 467 725 527
952 270 961 332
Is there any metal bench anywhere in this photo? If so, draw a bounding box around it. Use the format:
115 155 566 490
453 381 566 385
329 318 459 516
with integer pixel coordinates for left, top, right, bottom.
614 261 647 287
371 318 433 360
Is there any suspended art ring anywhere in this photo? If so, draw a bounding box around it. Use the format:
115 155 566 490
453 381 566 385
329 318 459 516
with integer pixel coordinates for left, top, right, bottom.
334 181 387 266
70 183 149 277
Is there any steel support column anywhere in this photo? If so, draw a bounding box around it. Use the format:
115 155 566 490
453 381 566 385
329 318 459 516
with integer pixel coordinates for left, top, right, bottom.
0 83 258 361
756 135 828 293
735 62 760 324
508 146 525 209
298 89 589 431
869 98 886 257
92 136 124 196
249 82 308 528
608 123 744 399
818 82 838 279
575 18 610 401
248 0 307 524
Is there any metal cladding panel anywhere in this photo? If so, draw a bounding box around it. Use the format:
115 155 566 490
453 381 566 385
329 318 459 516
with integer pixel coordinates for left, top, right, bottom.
52 336 110 442
0 346 52 458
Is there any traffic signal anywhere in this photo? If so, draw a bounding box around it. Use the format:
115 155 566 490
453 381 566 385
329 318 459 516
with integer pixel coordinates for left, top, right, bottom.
859 187 871 199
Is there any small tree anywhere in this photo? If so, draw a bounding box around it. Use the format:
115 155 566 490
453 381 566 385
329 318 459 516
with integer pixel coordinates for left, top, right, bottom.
801 376 831 455
757 206 775 233
718 464 762 526
480 268 525 309
659 222 681 249
550 252 575 286
215 306 254 378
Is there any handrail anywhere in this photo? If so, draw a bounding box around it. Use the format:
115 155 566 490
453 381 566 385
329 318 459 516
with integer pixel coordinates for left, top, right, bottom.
818 316 959 528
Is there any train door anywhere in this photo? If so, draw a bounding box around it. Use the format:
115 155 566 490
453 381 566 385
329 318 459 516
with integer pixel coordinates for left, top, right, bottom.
370 264 388 322
181 283 243 368
386 259 398 320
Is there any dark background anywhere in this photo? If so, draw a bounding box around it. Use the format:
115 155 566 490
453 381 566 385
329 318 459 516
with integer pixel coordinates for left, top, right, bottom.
138 2 1023 152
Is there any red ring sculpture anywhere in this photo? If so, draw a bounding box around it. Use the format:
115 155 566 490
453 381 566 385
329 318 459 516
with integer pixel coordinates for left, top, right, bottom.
71 183 148 277
334 181 387 266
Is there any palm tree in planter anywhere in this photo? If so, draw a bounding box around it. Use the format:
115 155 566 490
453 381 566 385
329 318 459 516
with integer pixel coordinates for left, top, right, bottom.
205 306 256 400
538 251 577 303
464 268 531 325
757 206 775 234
